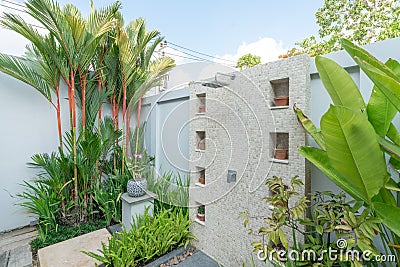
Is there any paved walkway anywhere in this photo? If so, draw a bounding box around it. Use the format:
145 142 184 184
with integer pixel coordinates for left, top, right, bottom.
0 225 221 267
0 226 37 267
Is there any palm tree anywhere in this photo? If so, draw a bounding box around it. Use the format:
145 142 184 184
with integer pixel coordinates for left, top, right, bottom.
125 18 175 159
23 0 119 202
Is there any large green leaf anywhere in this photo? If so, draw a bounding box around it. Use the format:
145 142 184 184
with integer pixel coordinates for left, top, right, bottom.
321 105 388 202
298 146 367 202
316 56 365 114
357 59 400 113
341 38 398 80
293 104 326 150
373 202 400 237
378 135 400 161
367 59 399 136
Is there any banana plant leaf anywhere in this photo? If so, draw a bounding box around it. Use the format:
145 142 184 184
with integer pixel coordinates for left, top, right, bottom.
373 202 400 237
341 38 398 80
321 105 388 203
293 104 326 150
298 146 367 202
366 59 400 136
315 55 365 114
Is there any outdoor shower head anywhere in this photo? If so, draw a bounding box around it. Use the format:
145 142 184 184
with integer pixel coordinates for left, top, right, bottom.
201 80 228 88
201 72 236 88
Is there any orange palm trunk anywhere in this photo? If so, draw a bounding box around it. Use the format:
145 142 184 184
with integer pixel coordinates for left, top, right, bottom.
55 86 62 149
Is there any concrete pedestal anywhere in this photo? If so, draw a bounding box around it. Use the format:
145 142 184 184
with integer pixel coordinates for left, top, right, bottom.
121 193 155 231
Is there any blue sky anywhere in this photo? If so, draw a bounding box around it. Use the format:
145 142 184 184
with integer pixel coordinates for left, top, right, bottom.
3 0 324 63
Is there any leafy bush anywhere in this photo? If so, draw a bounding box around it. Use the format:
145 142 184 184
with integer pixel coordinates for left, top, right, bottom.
84 208 195 266
18 118 121 236
30 219 107 251
242 176 382 266
147 170 189 216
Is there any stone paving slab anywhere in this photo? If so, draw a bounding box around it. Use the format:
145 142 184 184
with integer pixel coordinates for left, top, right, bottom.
38 228 111 267
177 251 222 267
0 250 9 267
7 245 32 267
0 245 32 267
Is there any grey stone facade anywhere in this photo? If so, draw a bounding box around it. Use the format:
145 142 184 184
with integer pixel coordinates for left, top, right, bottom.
189 55 311 266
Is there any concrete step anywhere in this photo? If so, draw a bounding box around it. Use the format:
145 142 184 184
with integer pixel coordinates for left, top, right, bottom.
38 228 111 267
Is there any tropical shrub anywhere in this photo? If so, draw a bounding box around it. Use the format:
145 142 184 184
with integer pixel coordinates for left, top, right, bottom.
242 176 382 267
84 208 195 267
5 0 175 241
294 39 400 264
147 171 190 216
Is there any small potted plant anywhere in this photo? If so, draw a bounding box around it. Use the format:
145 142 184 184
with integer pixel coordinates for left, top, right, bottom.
274 144 288 160
199 175 205 184
126 154 148 197
198 104 206 113
198 139 205 150
274 95 289 106
197 206 205 221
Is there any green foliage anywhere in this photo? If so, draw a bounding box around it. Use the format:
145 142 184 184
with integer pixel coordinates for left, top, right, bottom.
84 208 195 267
236 53 261 70
18 180 61 236
289 0 400 56
93 171 128 226
242 177 382 266
30 219 107 251
18 117 121 235
147 170 190 216
295 39 400 264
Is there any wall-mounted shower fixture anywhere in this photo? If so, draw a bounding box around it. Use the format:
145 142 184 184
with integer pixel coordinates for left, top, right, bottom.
201 72 236 88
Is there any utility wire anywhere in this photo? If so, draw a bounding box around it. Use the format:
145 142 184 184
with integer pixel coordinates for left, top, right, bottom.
0 1 47 30
156 50 207 62
0 1 235 65
2 0 25 9
167 45 216 63
167 41 237 64
0 2 24 12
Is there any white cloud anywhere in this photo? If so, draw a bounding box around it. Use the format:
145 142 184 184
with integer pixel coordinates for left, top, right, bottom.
215 37 288 65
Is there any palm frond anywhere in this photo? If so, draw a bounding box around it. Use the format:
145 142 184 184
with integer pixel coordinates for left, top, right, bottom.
0 53 54 103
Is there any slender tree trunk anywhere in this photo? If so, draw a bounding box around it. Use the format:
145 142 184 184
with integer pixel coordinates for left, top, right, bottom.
112 89 118 172
134 97 143 159
121 73 127 176
81 72 87 140
70 69 78 203
96 78 102 183
97 79 102 128
55 85 62 150
67 83 73 131
126 112 130 156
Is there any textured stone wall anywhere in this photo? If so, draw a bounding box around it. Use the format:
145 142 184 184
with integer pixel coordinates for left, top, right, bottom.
189 54 311 266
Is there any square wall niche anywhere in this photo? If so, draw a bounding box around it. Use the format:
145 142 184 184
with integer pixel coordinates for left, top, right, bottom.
196 131 206 151
196 93 206 113
270 132 289 160
270 78 289 107
196 203 205 223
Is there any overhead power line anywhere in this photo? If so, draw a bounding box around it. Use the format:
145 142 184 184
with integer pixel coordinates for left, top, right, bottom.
2 0 25 9
167 41 237 64
0 1 236 66
0 2 24 12
167 45 216 63
156 50 207 62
